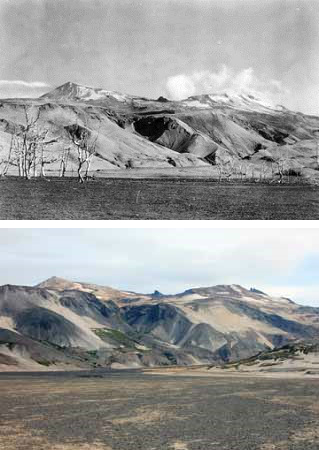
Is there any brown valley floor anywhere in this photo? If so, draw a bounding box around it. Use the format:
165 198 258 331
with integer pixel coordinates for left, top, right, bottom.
1 371 319 450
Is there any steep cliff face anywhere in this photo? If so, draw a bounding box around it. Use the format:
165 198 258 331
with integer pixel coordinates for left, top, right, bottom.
133 116 220 161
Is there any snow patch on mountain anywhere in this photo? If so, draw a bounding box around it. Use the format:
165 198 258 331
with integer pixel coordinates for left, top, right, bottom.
181 99 211 109
184 91 280 114
41 82 134 103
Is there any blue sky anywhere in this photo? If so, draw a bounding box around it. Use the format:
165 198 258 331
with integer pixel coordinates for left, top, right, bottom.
0 228 318 306
0 0 318 114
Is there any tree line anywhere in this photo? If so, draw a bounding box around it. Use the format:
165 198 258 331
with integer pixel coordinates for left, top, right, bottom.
215 150 305 184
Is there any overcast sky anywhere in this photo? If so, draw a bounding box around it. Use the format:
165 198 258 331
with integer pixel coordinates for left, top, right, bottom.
0 228 318 306
0 0 318 114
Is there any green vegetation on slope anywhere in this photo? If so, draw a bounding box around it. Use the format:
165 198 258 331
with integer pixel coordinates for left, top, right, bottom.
93 328 149 352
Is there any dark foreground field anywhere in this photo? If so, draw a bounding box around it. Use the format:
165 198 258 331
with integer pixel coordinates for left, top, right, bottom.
1 177 319 219
0 370 319 450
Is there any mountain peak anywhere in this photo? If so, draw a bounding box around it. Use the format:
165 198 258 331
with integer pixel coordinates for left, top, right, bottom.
36 276 73 289
59 81 81 89
173 284 297 306
151 290 165 298
41 82 91 100
39 275 69 283
182 90 279 113
41 81 133 103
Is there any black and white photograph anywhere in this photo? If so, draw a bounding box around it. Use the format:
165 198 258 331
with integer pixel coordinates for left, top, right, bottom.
0 0 318 219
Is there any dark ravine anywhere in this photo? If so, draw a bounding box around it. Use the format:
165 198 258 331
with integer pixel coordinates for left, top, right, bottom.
1 277 319 371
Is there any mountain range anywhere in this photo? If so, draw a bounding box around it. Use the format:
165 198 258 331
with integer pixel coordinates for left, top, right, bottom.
0 82 319 181
1 277 318 371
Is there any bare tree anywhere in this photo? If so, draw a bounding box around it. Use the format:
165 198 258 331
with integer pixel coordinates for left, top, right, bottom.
259 161 268 182
11 128 24 177
285 147 290 183
216 158 234 182
59 146 71 178
5 108 57 179
238 162 246 182
11 107 47 179
39 137 59 177
216 160 223 182
275 157 285 184
250 165 256 182
225 160 235 181
0 136 14 177
20 106 41 179
67 123 99 183
3 124 27 177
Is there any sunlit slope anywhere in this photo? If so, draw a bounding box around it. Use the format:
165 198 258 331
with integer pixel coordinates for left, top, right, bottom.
0 99 206 174
214 341 319 376
1 279 319 370
0 81 318 178
122 285 318 361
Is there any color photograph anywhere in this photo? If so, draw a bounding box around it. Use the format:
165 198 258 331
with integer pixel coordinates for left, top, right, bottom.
0 228 319 449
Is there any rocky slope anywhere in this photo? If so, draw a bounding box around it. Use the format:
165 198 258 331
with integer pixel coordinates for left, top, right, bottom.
211 341 319 377
0 278 319 371
0 82 318 181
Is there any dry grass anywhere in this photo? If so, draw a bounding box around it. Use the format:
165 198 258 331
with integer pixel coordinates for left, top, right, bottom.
170 442 189 450
111 407 167 426
0 422 111 450
1 374 319 450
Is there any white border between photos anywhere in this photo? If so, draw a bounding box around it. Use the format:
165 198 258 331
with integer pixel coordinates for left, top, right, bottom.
0 220 317 228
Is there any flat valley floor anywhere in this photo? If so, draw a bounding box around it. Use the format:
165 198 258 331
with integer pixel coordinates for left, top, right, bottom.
1 371 319 450
1 177 319 220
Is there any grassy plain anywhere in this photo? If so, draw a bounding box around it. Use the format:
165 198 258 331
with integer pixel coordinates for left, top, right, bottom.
1 177 318 220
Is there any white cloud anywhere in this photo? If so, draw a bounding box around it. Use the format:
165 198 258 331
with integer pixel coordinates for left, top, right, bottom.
263 285 319 307
0 80 49 88
165 65 289 103
0 80 51 98
165 74 197 100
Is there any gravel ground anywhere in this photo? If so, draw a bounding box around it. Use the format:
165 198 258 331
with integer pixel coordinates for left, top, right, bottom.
0 371 319 449
0 177 319 219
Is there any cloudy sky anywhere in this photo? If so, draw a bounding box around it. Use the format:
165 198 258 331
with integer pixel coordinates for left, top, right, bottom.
0 0 318 113
0 227 318 306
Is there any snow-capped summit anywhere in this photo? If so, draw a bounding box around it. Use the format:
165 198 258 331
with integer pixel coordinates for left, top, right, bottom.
182 90 280 113
41 81 133 103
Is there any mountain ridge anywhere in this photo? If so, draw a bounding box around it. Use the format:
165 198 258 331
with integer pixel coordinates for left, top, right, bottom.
40 81 137 104
0 81 318 181
1 277 318 372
